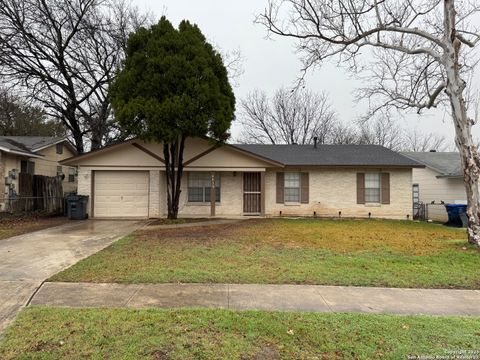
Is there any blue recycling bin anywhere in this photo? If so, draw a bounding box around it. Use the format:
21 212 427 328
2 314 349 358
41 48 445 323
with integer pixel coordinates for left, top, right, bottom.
444 204 467 227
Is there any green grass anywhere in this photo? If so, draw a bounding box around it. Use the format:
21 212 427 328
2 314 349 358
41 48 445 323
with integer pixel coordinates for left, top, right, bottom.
1 307 479 359
49 219 480 289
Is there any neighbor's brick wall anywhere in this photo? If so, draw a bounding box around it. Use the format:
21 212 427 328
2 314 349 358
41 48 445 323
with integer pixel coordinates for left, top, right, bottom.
412 167 466 222
0 151 5 209
265 168 413 220
35 144 78 194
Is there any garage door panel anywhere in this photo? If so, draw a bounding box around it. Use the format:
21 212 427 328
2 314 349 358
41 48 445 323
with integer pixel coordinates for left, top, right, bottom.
94 171 149 218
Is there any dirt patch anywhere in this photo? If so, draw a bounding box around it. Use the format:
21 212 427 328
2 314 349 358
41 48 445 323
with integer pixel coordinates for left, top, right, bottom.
148 218 214 226
29 340 62 352
243 345 281 360
150 348 171 360
136 219 262 242
0 214 69 240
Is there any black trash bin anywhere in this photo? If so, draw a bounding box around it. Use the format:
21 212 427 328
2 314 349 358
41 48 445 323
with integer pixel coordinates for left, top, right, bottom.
66 195 89 220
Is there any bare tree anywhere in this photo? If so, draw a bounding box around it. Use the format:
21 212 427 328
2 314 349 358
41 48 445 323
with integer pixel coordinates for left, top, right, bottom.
404 128 449 152
358 114 405 151
0 0 151 153
260 0 480 244
238 87 337 144
221 48 245 87
329 122 360 144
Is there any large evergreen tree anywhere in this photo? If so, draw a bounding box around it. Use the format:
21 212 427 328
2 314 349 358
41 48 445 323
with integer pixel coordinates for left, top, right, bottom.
111 17 235 219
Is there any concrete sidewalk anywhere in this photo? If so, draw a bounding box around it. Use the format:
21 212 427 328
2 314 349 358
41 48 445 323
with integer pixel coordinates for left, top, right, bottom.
30 282 480 316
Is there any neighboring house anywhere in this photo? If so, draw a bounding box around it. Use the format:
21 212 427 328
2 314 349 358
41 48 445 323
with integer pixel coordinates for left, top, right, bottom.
61 137 422 219
402 152 465 222
0 136 78 211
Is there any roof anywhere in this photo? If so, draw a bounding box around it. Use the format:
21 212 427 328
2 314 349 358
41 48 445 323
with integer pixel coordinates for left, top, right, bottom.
401 152 462 178
233 144 424 167
61 138 424 168
0 136 75 157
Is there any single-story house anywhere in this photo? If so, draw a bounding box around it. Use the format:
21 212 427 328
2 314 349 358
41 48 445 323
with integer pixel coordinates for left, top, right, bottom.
0 136 78 211
60 137 423 219
402 152 466 222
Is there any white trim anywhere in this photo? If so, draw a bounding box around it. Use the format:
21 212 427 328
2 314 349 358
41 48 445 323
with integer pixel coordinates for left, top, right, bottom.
79 166 267 172
0 146 43 159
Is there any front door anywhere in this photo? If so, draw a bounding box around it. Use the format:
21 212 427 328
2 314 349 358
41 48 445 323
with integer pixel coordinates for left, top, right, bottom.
243 172 261 215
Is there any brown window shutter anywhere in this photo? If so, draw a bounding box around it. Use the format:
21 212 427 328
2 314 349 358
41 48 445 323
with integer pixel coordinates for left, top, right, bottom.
301 172 309 204
381 173 390 204
357 173 365 204
276 172 284 204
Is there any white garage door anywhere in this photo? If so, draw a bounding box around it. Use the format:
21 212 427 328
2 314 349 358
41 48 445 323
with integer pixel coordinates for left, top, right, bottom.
94 171 149 218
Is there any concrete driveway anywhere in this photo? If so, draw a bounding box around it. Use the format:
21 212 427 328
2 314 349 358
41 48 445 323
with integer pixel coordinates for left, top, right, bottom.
0 220 142 333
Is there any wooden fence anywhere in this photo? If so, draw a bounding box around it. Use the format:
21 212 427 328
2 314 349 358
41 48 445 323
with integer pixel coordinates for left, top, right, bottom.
8 173 64 214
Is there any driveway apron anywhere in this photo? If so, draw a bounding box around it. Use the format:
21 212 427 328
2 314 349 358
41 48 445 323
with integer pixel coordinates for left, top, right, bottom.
0 220 141 333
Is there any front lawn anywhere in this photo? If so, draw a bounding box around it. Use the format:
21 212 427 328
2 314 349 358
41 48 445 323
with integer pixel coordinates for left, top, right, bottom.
50 219 480 289
0 214 68 240
0 307 478 359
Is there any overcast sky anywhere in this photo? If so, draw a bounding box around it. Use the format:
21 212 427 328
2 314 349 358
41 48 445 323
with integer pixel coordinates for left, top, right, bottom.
132 0 480 147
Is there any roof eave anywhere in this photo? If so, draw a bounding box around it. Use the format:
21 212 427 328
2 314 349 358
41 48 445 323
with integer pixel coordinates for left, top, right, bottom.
33 138 78 155
60 139 137 165
281 163 425 168
436 174 463 179
227 144 285 167
0 146 43 159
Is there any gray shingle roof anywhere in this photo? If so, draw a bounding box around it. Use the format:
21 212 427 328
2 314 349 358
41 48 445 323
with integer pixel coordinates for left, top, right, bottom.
0 138 36 156
401 152 462 177
0 136 65 151
233 144 423 167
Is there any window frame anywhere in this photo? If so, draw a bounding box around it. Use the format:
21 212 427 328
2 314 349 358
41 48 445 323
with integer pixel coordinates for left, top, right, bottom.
20 160 35 175
187 172 221 204
68 167 76 183
283 172 301 203
364 172 381 204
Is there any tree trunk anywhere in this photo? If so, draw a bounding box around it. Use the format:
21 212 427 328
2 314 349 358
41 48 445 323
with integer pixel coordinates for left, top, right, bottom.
70 121 84 154
163 136 186 219
444 0 480 245
90 122 104 151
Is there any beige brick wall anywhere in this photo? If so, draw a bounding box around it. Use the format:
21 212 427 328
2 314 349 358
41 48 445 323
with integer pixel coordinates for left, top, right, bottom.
265 168 413 220
77 167 413 220
177 171 244 217
77 167 92 215
149 170 161 217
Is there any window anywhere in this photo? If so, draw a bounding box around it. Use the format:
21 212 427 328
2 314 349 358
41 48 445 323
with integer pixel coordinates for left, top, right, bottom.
68 167 76 182
20 160 35 175
56 143 63 154
188 172 220 203
365 173 381 203
284 172 301 202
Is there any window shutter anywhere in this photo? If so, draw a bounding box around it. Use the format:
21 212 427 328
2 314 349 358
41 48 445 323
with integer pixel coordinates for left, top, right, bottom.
357 173 365 204
276 172 284 204
301 172 309 204
381 173 390 204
